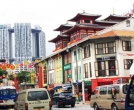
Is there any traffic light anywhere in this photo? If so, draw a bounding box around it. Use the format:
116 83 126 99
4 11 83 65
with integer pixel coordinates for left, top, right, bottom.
0 59 6 62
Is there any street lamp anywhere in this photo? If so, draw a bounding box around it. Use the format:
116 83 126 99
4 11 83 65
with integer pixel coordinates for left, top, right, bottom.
66 47 80 102
25 75 30 89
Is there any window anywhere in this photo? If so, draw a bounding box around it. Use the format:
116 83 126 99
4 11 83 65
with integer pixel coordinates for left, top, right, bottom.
58 43 61 48
128 80 134 106
84 20 90 23
78 49 81 60
74 67 77 80
49 73 52 84
78 66 81 80
56 58 58 68
60 70 62 83
84 45 90 58
96 60 117 77
94 88 99 94
48 61 51 70
126 20 130 27
123 41 131 51
74 36 76 40
10 89 16 95
114 86 119 94
52 60 54 69
99 87 107 95
98 61 105 76
28 91 48 101
123 85 129 94
124 59 133 69
89 62 92 77
95 42 116 54
84 63 88 78
108 60 116 76
74 51 76 61
81 34 86 39
108 86 119 94
59 57 62 67
108 87 112 94
63 42 68 47
3 90 9 95
97 44 103 55
107 42 115 54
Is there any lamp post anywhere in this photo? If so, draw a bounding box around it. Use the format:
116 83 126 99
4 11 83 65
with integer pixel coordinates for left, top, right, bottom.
66 47 80 102
25 75 30 89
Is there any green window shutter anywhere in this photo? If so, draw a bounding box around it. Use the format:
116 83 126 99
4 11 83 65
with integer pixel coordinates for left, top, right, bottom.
78 49 81 60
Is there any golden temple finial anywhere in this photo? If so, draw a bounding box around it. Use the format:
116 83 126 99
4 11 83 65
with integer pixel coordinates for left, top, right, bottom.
66 20 68 24
83 10 85 13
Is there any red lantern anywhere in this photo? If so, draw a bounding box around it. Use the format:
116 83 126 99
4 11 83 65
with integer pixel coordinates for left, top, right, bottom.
2 66 6 70
0 64 2 68
6 64 11 68
10 65 15 70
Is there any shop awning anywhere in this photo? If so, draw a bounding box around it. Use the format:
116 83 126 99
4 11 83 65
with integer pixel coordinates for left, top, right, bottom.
62 86 71 91
52 86 62 90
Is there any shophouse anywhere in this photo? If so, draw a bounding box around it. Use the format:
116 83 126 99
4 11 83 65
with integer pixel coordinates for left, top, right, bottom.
34 12 132 102
47 58 54 90
62 13 129 101
34 60 48 88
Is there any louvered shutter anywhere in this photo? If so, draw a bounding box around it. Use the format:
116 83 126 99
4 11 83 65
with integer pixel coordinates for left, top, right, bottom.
124 59 127 69
122 41 126 51
103 43 105 54
115 60 119 75
95 62 98 77
95 44 98 55
113 42 116 53
105 61 109 76
105 43 108 54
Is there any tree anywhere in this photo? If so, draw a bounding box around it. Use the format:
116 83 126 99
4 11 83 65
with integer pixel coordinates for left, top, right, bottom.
0 68 8 83
8 74 14 81
17 71 31 84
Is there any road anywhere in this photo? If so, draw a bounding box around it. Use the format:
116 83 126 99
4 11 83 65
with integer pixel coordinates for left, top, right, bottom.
0 104 93 110
52 104 94 110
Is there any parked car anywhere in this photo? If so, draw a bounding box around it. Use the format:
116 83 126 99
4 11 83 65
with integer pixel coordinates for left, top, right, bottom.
52 92 75 108
14 88 52 110
90 83 128 110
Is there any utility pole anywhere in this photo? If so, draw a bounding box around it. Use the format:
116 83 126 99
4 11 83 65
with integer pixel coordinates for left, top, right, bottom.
75 50 80 102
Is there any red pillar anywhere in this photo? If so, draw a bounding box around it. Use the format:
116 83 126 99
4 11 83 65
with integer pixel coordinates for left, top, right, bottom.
14 75 18 92
91 79 98 92
38 66 43 88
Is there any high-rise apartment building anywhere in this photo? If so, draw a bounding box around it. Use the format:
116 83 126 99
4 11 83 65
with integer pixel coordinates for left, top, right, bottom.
0 23 46 63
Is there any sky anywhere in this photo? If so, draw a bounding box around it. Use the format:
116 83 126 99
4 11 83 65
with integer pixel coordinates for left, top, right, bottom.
0 0 133 56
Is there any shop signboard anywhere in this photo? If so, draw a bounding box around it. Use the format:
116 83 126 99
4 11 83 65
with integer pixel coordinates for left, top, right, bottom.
97 56 116 61
84 81 91 86
64 63 71 70
67 74 72 78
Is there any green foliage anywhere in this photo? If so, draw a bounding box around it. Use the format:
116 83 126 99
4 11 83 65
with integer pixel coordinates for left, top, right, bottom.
8 74 14 81
17 71 31 83
0 68 8 83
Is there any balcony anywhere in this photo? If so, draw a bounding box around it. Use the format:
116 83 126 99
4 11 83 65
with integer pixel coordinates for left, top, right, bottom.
67 38 82 46
52 46 62 52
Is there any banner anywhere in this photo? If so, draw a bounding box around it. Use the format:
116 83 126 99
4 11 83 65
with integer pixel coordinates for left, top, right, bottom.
31 73 35 84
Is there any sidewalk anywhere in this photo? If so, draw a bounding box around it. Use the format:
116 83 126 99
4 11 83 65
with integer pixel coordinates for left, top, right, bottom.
76 101 90 105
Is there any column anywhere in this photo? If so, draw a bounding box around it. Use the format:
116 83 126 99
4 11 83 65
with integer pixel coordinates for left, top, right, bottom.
38 66 43 88
82 80 85 103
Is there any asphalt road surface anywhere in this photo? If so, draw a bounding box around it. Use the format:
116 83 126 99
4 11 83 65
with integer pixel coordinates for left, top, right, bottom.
52 104 94 110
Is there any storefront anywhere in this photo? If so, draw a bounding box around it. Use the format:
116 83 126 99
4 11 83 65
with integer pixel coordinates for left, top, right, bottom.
63 63 72 83
91 77 129 92
84 80 92 101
